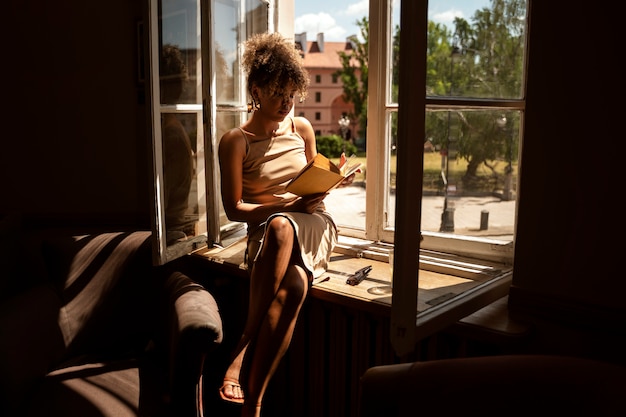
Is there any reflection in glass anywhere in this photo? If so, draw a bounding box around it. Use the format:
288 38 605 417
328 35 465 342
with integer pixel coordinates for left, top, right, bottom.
160 44 197 244
214 0 268 241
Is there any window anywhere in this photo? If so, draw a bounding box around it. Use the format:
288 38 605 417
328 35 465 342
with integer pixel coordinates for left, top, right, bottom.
315 91 321 102
325 0 524 264
378 0 527 352
293 0 527 350
147 0 208 264
315 74 321 83
148 0 269 264
148 0 529 339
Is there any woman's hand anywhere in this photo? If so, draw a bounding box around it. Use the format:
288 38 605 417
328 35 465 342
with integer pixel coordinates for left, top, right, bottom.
287 192 327 214
337 152 360 188
340 173 356 187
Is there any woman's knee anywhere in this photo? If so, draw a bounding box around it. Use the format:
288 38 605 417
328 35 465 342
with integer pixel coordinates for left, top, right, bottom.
277 265 308 306
264 216 294 247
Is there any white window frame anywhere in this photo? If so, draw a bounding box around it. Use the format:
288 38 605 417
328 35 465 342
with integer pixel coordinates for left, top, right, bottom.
148 0 278 264
148 0 209 265
384 0 527 354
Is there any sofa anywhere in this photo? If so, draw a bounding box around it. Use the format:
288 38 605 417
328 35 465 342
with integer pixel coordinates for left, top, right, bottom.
359 354 626 417
0 216 223 417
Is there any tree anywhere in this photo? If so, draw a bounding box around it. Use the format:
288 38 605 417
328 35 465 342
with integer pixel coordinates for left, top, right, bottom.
423 0 525 189
334 17 369 141
454 0 525 185
334 0 525 191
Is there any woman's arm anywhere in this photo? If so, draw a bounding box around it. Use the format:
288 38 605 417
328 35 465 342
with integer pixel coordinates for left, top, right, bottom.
294 116 317 162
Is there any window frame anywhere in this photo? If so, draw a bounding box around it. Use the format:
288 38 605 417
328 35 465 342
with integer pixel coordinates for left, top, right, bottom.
146 0 529 355
147 0 210 265
344 0 522 269
384 0 527 354
147 0 525 268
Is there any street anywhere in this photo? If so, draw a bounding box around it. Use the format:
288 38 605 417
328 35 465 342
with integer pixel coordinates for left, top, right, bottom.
324 184 516 241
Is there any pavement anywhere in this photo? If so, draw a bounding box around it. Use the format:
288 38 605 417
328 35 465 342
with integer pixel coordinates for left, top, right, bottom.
324 184 516 241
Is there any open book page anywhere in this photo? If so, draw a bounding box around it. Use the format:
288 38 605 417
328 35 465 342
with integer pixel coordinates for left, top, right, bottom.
285 153 361 196
339 154 362 178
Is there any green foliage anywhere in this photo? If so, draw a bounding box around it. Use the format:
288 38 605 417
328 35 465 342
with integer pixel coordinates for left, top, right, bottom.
335 0 525 186
316 135 358 159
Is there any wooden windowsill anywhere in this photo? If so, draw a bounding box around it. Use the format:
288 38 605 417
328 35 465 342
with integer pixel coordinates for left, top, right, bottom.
192 236 513 339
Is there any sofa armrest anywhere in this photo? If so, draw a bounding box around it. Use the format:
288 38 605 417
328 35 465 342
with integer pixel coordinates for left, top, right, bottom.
163 271 223 416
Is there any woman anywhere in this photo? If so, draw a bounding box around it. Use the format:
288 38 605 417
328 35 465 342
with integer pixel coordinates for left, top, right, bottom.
217 32 354 417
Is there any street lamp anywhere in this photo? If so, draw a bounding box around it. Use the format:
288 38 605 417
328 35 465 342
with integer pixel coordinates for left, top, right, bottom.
440 46 461 232
338 115 350 140
497 114 514 201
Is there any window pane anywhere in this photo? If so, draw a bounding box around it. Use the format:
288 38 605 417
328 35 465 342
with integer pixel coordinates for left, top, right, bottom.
161 112 205 244
387 110 398 231
160 1 200 105
213 0 268 242
390 0 400 103
214 0 241 106
421 109 518 240
426 0 527 100
215 111 245 228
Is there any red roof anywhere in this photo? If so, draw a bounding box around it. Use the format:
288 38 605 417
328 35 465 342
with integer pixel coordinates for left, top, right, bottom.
300 40 355 69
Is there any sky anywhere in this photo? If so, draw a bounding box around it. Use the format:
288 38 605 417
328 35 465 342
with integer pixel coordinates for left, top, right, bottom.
295 0 491 42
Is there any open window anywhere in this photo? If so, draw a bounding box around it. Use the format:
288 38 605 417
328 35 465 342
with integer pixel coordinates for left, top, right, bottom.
147 0 270 264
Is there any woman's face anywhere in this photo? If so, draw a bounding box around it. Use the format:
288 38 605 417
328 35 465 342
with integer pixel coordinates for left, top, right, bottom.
256 84 297 121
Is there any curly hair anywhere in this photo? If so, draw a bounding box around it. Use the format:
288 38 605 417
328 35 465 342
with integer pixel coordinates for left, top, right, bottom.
242 32 309 102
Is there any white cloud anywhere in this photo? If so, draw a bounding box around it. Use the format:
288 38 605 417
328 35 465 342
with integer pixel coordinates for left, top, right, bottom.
430 9 465 29
294 12 347 40
344 0 368 17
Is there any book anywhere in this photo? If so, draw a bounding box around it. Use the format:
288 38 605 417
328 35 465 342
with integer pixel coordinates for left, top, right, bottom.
285 153 361 196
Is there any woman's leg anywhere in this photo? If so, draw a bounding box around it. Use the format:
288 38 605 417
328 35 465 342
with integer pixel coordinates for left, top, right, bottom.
221 216 309 414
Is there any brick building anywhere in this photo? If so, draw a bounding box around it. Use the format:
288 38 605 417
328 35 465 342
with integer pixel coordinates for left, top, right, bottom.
294 32 359 140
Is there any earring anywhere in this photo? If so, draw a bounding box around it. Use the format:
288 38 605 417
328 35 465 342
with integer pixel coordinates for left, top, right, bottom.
247 98 261 113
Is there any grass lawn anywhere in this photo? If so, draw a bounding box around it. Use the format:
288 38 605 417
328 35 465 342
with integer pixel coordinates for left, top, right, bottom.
344 152 517 193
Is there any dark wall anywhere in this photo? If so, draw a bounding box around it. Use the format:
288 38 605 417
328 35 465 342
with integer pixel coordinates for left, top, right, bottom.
511 2 625 327
2 0 150 229
2 1 624 337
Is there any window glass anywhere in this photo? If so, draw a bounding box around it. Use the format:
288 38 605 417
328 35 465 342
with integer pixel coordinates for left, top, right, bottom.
150 0 527 266
318 0 524 265
211 0 268 244
150 0 207 264
214 0 241 106
149 0 268 263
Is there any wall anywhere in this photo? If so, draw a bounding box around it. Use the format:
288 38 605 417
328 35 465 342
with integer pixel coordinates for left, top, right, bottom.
2 0 624 360
2 0 150 229
510 1 625 348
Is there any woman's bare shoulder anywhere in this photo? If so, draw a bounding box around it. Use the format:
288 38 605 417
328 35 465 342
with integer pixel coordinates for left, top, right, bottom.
293 116 313 129
219 127 247 154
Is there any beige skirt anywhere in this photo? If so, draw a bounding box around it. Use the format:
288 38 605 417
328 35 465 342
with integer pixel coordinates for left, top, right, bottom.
246 210 337 279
